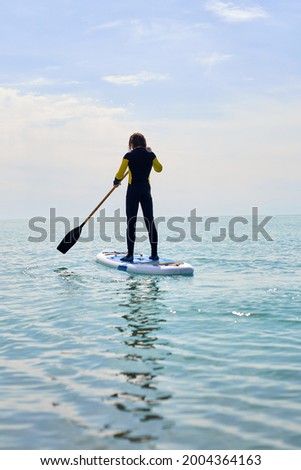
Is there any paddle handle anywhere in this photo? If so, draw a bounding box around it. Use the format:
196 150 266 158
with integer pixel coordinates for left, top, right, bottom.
82 171 129 225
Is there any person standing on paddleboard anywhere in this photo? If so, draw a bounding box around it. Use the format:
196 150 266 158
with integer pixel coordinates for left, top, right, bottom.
113 133 163 262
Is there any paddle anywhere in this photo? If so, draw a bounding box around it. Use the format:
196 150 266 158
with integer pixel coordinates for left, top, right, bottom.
57 172 128 254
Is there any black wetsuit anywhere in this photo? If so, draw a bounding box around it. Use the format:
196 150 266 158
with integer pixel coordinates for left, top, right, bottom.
114 147 163 257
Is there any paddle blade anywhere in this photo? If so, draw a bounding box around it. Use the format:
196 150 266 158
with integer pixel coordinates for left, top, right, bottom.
56 224 84 254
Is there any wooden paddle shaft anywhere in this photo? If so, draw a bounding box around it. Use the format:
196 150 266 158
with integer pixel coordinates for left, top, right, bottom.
82 171 129 225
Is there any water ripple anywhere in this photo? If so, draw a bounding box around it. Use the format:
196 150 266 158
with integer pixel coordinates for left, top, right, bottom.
1 218 301 449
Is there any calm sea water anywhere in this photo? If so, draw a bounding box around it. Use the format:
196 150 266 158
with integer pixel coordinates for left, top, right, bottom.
1 215 301 450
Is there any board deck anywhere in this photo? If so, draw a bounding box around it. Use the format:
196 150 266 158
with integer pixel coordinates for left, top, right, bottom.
96 251 194 276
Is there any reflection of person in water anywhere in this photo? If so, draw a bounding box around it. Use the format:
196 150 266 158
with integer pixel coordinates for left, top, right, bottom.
111 278 172 444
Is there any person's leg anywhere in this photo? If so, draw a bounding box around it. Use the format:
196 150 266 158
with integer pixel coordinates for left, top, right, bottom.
122 186 139 260
140 186 159 259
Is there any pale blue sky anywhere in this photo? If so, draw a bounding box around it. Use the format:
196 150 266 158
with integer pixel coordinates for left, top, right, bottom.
1 1 301 217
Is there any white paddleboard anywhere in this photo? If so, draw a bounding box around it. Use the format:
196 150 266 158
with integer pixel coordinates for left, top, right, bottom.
96 251 194 276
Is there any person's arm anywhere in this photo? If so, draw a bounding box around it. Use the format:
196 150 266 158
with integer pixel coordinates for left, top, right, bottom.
152 156 163 173
113 158 129 186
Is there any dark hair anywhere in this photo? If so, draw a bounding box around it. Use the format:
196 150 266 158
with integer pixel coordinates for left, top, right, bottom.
129 132 147 150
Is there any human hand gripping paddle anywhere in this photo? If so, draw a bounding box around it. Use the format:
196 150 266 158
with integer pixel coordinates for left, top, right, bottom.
57 172 128 254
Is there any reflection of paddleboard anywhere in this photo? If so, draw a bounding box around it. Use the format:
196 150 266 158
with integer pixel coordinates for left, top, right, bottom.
96 251 194 276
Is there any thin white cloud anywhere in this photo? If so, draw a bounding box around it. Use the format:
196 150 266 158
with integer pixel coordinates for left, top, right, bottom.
87 20 123 32
64 80 82 86
196 52 233 74
2 77 84 90
102 71 168 86
19 76 55 86
205 1 268 22
130 18 210 44
39 65 61 72
0 87 126 131
197 52 233 66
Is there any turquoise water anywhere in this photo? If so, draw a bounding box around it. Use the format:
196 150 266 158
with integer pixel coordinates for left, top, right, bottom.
1 216 301 450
